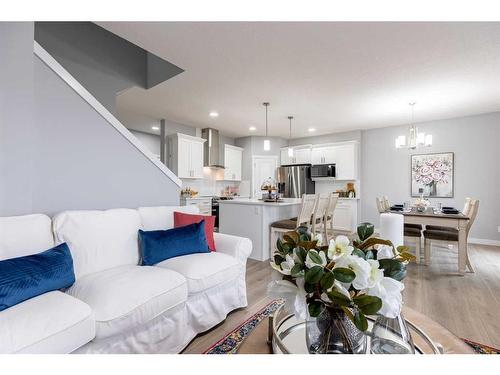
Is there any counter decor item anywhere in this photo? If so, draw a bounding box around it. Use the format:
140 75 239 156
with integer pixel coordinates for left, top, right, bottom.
268 224 415 354
261 177 277 200
414 197 430 212
411 152 454 198
180 187 198 198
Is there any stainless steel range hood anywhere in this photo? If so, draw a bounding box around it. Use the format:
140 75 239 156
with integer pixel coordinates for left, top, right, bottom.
201 128 225 169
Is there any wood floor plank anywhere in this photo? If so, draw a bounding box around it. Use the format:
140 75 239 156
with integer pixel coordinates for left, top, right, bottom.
183 243 500 353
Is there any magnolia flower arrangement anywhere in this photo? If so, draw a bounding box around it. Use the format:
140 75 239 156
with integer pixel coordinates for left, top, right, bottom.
412 157 451 186
269 224 415 332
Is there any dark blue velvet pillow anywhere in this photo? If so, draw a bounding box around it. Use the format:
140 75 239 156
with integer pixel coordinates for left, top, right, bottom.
139 221 210 266
0 243 76 311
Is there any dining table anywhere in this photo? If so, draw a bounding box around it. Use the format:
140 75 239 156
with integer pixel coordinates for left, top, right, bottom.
389 207 470 275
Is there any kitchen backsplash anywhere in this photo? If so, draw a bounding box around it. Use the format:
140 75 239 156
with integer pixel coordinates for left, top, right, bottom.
181 167 240 197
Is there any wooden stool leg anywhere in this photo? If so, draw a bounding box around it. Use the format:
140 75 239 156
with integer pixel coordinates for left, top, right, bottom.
415 237 421 264
424 238 431 266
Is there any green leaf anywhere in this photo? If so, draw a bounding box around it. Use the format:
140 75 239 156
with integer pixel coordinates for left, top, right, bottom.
332 267 356 283
282 242 293 254
352 247 365 259
304 266 324 284
357 222 374 242
308 251 323 265
365 250 375 260
276 238 284 253
294 246 307 263
320 270 335 290
359 237 394 251
291 264 303 277
283 231 299 246
273 254 285 266
297 226 309 236
298 241 318 250
327 290 352 307
299 233 310 242
308 301 325 318
304 282 315 293
353 310 368 331
379 258 407 281
353 295 382 315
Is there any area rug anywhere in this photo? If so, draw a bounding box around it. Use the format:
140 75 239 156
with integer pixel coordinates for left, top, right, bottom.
203 299 499 354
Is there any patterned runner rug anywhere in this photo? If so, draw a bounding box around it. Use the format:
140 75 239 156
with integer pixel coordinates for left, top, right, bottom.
203 300 499 354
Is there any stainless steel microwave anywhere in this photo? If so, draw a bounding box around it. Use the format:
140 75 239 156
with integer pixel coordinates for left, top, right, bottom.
310 164 336 178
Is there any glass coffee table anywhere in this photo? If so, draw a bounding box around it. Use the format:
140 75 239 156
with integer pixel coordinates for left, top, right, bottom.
270 304 445 354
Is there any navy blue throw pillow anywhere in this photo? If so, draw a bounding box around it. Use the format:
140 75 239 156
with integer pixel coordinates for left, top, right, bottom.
139 221 210 266
0 243 76 311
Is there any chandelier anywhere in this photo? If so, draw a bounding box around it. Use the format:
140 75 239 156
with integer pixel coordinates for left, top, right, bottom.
395 103 432 149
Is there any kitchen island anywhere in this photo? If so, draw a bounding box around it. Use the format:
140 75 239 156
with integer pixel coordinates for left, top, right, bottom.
218 198 302 261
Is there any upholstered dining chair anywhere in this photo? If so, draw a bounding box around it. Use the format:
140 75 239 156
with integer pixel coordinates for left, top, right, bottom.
269 194 318 258
423 199 479 273
425 197 472 232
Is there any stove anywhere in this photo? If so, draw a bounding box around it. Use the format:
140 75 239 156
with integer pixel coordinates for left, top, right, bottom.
211 196 234 230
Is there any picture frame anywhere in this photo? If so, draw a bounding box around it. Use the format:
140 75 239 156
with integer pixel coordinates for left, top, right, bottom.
411 152 454 198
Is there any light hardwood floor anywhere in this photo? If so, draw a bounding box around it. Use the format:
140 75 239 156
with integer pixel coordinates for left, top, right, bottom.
183 242 500 353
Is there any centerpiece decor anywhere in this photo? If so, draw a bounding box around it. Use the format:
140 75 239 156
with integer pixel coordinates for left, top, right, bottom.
268 223 415 354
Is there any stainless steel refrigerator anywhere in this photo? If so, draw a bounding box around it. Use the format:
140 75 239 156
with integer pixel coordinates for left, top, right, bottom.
277 165 315 198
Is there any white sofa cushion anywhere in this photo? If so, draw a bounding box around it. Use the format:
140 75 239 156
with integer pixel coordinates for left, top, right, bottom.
66 265 187 339
52 209 142 279
0 214 54 261
156 252 240 294
0 291 94 353
138 205 199 231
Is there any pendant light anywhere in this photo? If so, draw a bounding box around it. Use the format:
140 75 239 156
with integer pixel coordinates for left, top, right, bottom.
263 102 270 151
287 116 294 157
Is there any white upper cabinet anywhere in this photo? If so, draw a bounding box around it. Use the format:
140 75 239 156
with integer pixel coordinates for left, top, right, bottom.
223 144 243 181
311 145 333 164
280 145 312 165
168 133 206 179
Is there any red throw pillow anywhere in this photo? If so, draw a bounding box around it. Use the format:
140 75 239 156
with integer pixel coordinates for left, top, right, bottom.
173 211 216 252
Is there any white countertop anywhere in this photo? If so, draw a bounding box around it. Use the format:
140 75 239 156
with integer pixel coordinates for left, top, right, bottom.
218 197 303 206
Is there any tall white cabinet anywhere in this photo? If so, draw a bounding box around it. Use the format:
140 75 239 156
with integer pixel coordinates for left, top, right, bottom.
168 133 206 179
223 144 243 181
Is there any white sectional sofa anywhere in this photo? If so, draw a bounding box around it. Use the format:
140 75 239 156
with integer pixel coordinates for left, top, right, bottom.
0 206 252 354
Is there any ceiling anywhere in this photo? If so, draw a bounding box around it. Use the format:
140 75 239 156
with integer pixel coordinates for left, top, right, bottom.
98 22 500 138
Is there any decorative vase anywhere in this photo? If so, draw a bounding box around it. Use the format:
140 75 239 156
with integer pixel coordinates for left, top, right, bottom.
370 313 415 354
306 307 367 354
425 181 437 197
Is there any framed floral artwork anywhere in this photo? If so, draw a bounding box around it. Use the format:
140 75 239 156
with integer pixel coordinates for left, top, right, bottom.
411 152 454 197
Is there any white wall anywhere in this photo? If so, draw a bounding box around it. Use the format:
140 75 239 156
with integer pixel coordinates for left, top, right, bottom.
361 112 500 241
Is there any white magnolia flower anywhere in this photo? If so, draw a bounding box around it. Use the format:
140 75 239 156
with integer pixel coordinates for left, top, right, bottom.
327 235 354 261
334 255 371 290
377 245 395 260
305 249 327 268
367 277 405 318
270 254 295 276
367 259 384 288
312 232 323 245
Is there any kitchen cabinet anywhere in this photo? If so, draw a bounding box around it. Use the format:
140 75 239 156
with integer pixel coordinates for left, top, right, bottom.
280 145 312 165
311 141 358 179
223 144 243 181
168 133 206 179
332 199 358 233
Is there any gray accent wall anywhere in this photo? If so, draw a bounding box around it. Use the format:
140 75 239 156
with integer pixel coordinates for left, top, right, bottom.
34 22 183 115
361 112 500 241
0 22 181 217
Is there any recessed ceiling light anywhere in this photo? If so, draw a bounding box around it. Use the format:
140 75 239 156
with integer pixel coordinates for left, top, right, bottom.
151 126 160 131
209 111 219 118
249 126 257 131
308 128 316 132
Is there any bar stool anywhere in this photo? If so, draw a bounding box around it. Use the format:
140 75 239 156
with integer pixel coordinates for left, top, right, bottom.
269 194 318 257
311 194 331 245
322 193 339 244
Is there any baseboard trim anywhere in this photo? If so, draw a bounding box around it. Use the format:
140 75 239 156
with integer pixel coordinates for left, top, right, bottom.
468 238 500 247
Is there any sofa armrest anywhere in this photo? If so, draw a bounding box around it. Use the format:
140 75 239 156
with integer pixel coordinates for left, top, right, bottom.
213 232 252 265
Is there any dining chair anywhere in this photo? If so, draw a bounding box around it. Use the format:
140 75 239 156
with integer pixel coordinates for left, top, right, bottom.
269 194 318 258
376 197 386 213
311 194 331 245
323 193 339 244
423 199 479 273
425 197 472 232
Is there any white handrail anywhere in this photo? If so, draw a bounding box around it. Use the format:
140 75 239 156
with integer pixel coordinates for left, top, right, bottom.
33 41 182 188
